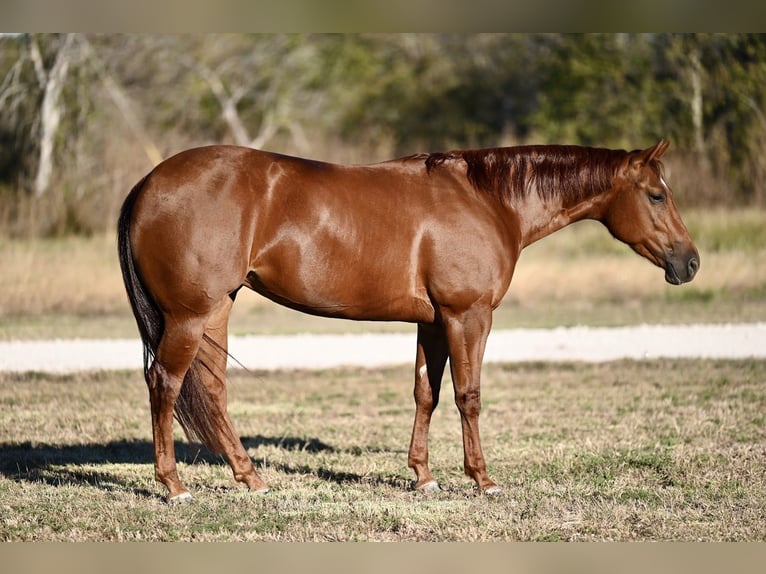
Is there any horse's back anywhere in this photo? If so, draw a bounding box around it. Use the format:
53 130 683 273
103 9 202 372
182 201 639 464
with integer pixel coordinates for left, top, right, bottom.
127 145 514 323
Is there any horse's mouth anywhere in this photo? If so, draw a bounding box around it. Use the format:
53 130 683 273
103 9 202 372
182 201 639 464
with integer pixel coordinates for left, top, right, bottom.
665 254 700 285
665 263 683 285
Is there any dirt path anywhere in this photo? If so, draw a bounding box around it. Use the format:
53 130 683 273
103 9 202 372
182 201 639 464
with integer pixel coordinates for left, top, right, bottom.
1 323 764 373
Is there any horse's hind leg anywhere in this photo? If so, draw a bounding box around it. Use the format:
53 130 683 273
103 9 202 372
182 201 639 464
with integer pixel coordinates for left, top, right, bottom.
408 323 449 492
196 294 269 493
147 315 207 503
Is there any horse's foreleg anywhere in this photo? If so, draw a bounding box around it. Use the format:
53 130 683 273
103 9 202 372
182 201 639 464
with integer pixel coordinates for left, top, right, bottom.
407 323 449 491
196 295 269 493
442 306 501 494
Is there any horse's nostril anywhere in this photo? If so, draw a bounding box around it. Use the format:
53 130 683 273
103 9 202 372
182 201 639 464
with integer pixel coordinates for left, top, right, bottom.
688 257 699 277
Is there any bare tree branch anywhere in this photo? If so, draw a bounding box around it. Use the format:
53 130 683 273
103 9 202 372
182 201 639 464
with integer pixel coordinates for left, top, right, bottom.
78 34 163 168
0 55 26 118
197 63 251 146
185 35 317 151
26 34 47 89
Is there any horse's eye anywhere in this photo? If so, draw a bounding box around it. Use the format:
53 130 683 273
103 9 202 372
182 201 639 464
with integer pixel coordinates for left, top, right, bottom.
649 192 665 204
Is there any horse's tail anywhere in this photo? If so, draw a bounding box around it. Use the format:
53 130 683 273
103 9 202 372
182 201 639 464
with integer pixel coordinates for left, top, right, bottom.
117 176 224 455
118 175 161 378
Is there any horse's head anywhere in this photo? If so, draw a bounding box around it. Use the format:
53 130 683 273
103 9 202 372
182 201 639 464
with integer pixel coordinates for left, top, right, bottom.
603 140 699 285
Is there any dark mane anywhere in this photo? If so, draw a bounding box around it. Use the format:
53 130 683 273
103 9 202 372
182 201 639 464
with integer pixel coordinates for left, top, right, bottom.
424 145 630 205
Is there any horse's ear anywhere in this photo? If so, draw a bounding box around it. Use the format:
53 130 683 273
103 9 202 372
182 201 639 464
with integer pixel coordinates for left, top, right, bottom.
630 139 670 169
643 139 670 162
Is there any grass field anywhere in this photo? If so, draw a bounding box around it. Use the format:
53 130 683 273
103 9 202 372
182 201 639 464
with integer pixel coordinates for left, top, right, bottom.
1 208 765 339
1 359 764 541
1 207 764 542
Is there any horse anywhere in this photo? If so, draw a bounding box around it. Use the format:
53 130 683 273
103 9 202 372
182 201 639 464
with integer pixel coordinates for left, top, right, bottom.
117 139 699 502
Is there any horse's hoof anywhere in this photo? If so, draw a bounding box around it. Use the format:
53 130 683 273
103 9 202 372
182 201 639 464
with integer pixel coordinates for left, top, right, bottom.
253 487 270 494
415 480 441 493
168 491 193 504
482 485 503 496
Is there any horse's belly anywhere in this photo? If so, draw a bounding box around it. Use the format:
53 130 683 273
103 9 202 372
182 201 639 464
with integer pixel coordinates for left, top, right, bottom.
246 257 433 323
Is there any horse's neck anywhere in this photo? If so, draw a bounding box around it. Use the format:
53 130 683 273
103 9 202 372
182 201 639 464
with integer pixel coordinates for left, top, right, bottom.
515 185 611 248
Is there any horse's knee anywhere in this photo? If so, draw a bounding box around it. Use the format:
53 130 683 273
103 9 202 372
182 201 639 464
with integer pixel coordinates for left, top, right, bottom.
454 388 481 417
414 385 438 410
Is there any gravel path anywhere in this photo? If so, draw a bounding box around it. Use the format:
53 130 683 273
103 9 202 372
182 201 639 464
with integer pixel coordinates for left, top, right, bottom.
1 323 764 373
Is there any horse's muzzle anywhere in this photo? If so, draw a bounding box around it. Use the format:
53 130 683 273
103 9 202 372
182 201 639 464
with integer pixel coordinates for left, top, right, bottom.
665 250 700 285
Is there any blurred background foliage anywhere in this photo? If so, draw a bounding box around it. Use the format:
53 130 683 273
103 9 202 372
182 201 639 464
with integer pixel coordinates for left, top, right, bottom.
1 33 765 237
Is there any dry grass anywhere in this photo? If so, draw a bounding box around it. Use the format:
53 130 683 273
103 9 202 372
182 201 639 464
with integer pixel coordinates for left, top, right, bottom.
0 234 125 318
1 208 765 339
1 359 764 541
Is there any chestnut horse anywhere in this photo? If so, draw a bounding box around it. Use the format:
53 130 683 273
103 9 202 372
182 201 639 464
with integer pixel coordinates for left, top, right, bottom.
118 140 699 502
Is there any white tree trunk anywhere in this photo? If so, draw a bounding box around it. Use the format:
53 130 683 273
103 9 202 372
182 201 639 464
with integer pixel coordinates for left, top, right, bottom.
689 48 705 155
34 34 75 198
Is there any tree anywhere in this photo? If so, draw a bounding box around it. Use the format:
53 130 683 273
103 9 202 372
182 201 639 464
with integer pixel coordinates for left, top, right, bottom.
78 35 163 167
2 33 766 238
655 33 766 202
167 34 325 153
0 35 32 188
316 34 541 154
29 34 78 197
531 34 660 148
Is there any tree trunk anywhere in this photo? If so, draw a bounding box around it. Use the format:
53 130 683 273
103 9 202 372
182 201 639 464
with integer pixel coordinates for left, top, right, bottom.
689 48 705 155
33 34 75 198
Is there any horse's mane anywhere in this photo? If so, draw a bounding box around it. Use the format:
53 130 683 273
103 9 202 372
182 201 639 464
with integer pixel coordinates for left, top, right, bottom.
422 145 631 205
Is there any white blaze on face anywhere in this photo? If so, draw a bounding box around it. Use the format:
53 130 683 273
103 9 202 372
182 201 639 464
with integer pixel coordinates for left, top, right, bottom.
659 173 670 193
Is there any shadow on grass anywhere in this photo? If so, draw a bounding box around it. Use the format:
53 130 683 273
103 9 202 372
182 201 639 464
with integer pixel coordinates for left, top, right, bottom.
0 435 408 497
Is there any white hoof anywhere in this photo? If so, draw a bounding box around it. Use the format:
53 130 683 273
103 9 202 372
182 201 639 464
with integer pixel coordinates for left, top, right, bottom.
482 486 504 496
416 480 442 493
168 491 193 504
